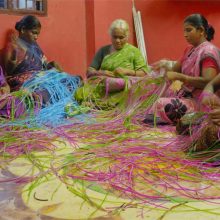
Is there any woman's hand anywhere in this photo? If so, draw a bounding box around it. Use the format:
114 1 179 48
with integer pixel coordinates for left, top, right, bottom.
0 84 10 95
114 68 125 77
151 59 167 71
101 70 115 77
114 67 127 74
203 82 214 94
86 67 114 78
114 67 136 77
200 82 217 107
209 108 220 126
152 59 176 71
201 92 220 108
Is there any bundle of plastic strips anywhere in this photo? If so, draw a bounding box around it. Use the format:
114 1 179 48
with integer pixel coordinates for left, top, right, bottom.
19 69 82 127
1 75 220 218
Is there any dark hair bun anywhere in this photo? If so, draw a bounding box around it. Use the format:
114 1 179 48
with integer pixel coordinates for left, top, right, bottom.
184 14 215 42
207 25 215 41
15 21 22 31
14 15 41 32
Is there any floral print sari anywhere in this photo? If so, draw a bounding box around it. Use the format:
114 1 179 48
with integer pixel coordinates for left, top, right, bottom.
154 41 220 124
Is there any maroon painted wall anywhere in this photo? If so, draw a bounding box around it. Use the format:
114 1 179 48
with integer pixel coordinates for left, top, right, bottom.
0 0 220 77
135 0 220 63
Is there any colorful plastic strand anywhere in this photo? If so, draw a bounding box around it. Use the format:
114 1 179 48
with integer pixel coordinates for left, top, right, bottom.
0 76 220 219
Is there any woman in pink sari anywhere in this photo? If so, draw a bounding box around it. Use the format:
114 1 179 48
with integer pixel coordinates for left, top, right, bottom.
151 14 220 124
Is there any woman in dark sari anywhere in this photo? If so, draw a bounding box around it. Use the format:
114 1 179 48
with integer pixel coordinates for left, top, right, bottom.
2 15 81 125
4 15 64 91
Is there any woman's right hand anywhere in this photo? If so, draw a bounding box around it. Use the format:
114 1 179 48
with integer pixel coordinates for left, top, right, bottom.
86 68 114 78
113 67 128 77
152 59 169 71
101 70 115 77
201 82 217 107
209 108 220 126
152 59 176 72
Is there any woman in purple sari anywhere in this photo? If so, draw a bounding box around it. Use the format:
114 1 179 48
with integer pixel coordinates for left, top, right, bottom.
150 14 220 124
2 15 81 123
4 15 62 92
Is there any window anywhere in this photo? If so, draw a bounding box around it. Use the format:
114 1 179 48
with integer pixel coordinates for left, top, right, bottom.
0 0 47 15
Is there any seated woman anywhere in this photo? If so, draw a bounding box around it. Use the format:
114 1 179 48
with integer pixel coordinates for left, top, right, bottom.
150 14 220 125
75 19 149 110
186 74 220 154
3 15 81 125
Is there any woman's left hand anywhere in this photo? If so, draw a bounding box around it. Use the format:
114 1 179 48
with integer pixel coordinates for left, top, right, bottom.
114 67 127 76
114 67 134 77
